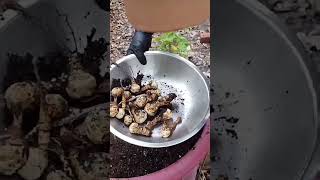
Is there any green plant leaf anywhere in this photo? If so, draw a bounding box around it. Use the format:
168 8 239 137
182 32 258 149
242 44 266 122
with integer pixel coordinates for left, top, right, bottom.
153 32 191 58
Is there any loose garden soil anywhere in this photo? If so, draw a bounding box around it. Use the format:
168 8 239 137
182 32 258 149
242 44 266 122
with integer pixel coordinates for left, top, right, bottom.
109 128 203 178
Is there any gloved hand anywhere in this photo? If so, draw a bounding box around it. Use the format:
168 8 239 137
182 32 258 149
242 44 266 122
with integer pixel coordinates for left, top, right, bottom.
127 31 153 65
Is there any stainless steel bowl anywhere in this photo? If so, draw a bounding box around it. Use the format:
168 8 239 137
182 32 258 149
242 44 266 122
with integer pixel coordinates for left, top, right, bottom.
110 51 210 148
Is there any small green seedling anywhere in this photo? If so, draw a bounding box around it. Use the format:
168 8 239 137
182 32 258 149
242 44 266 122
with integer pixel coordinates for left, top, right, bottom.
154 32 191 58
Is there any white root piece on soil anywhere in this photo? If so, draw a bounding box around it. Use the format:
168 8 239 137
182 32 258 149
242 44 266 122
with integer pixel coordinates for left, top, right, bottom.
129 122 151 136
17 147 48 180
76 110 109 144
46 170 72 180
66 70 97 99
0 145 26 175
70 151 109 180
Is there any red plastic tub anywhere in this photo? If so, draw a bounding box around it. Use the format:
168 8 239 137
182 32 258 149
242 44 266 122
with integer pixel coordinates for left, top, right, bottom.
111 121 210 180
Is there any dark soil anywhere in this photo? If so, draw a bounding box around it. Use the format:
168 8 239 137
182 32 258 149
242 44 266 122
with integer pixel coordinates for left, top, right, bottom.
109 128 203 178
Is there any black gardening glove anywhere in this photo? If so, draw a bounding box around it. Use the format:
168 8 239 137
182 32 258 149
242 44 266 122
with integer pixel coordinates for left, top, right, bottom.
127 31 153 65
95 0 109 11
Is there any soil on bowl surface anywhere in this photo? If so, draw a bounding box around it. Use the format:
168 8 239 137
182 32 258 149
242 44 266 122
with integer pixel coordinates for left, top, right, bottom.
109 128 203 178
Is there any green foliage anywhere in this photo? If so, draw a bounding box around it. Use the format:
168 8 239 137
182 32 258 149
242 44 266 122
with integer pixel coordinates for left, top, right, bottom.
154 32 191 58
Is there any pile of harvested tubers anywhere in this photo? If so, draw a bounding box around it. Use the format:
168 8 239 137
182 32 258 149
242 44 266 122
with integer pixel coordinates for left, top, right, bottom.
110 78 182 138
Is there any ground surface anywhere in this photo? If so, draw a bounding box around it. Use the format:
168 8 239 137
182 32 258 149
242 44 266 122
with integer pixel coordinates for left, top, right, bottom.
110 0 210 179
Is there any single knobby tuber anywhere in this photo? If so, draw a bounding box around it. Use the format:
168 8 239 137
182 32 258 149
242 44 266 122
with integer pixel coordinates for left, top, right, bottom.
129 122 151 136
134 95 147 108
66 70 97 99
45 94 68 119
144 93 176 116
163 108 173 120
146 89 161 102
130 80 140 94
76 110 108 144
130 103 148 124
115 107 125 119
66 55 97 99
0 145 27 175
141 80 157 92
161 109 182 138
144 100 171 116
124 115 133 126
111 87 124 98
4 82 39 113
123 90 131 99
